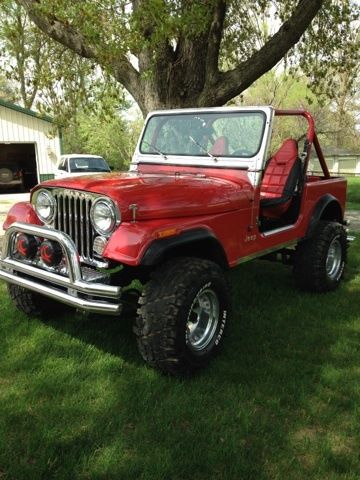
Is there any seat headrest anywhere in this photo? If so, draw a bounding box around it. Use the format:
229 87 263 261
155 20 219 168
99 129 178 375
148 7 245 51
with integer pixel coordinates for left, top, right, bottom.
273 139 298 165
210 136 229 156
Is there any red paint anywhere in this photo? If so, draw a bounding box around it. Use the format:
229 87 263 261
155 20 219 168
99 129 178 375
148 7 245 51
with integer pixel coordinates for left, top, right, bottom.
40 243 54 265
3 202 42 231
39 240 63 266
38 171 250 222
17 237 28 256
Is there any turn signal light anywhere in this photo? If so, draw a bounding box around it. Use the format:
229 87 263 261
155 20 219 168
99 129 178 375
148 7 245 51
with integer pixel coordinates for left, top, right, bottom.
155 228 178 239
40 240 63 266
93 236 108 256
16 234 39 259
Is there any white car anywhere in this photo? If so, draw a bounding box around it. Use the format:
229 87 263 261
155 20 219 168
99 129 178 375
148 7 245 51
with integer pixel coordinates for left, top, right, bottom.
55 154 111 178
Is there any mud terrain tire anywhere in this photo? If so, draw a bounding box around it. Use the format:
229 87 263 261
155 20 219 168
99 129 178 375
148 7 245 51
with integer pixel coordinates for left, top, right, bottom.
293 221 347 292
134 257 230 375
8 284 67 317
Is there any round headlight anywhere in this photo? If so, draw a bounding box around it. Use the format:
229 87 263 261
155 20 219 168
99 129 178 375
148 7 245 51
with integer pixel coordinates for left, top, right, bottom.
90 198 119 236
34 190 56 223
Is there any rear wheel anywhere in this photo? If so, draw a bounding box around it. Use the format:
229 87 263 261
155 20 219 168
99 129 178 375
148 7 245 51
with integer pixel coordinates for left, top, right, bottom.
134 257 230 375
293 221 347 292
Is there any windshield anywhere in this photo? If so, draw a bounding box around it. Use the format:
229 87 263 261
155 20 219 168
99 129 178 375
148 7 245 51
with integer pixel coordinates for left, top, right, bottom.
69 157 110 173
140 111 266 158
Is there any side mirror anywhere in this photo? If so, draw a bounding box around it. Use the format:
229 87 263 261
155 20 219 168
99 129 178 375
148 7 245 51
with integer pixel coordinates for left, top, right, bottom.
109 165 114 171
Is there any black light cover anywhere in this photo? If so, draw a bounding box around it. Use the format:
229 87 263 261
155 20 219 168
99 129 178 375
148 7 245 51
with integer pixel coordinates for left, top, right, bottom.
16 234 39 259
40 240 63 266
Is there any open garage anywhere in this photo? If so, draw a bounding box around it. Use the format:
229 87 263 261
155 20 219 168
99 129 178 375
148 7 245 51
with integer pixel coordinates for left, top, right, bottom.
0 99 61 193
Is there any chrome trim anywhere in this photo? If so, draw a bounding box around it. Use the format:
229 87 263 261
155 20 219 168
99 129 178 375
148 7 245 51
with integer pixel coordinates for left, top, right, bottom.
90 196 121 237
262 225 296 237
0 222 122 315
32 189 57 224
236 241 297 265
86 197 91 258
69 196 73 238
80 198 85 255
0 269 121 314
186 287 219 352
50 188 101 265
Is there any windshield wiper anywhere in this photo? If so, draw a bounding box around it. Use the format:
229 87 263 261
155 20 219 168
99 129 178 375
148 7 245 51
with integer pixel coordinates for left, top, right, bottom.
189 136 218 162
142 140 167 161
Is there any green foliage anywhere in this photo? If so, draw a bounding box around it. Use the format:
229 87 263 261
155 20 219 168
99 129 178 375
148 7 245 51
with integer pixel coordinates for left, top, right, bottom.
62 111 142 171
0 237 359 479
239 71 360 153
222 1 359 100
298 1 359 101
0 0 128 124
347 177 360 211
0 74 18 102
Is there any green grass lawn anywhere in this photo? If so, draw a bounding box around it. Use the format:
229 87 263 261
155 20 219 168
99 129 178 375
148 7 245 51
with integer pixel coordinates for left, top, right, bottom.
346 176 360 210
0 239 359 480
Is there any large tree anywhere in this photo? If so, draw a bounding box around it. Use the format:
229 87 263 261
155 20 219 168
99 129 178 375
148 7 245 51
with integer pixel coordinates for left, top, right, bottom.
15 0 359 116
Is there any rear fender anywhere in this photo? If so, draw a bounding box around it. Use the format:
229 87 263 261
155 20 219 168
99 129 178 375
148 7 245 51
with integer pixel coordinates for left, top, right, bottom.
306 194 344 239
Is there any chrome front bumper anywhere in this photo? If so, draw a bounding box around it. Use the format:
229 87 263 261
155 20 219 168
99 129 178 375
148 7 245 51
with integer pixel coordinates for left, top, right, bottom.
0 222 122 315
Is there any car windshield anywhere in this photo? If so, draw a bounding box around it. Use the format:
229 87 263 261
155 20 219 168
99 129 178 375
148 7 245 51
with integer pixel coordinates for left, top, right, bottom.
140 111 266 158
69 157 110 173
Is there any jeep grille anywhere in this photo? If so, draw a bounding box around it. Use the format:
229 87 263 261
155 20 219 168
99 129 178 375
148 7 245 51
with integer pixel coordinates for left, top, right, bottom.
52 189 96 264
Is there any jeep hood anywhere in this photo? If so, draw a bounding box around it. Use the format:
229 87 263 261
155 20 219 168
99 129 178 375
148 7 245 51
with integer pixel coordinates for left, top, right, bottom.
39 172 249 221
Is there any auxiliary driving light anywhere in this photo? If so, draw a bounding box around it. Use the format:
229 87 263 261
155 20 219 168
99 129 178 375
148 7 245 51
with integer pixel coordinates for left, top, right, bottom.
16 233 39 259
40 240 63 266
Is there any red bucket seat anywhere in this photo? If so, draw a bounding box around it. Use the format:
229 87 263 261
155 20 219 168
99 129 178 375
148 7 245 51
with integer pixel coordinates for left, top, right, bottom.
260 139 301 218
210 136 229 156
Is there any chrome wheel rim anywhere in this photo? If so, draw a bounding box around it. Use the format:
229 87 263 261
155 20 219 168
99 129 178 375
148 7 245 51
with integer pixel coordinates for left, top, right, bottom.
326 237 342 280
186 288 219 352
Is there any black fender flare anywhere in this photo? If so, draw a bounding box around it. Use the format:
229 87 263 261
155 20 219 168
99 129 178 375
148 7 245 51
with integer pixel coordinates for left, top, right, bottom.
305 194 344 239
140 228 228 268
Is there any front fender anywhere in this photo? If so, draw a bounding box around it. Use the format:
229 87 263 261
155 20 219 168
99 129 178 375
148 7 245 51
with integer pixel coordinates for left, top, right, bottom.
103 222 156 266
103 222 220 267
3 202 42 231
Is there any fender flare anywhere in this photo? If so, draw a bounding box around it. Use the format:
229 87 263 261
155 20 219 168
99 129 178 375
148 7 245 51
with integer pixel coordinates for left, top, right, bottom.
140 228 228 268
305 194 344 239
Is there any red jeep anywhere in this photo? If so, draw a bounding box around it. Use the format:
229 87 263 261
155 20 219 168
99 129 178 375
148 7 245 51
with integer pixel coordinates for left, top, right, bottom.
0 107 349 375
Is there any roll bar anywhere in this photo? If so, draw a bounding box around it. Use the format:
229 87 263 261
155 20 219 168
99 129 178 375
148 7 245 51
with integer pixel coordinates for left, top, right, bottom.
275 109 330 178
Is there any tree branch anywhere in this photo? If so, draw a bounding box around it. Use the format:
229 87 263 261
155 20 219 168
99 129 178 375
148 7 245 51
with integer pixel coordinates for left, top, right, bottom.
205 0 227 82
199 0 324 106
16 0 141 98
17 0 98 58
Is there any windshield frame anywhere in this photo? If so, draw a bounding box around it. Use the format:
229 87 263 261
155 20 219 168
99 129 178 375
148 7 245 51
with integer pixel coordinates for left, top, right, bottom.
133 106 273 171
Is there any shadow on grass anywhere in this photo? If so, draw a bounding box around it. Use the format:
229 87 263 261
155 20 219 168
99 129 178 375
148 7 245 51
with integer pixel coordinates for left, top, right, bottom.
44 298 143 367
0 248 359 479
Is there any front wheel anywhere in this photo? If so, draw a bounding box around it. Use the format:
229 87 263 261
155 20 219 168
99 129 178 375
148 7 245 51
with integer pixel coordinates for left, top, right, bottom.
8 284 70 317
293 221 347 292
134 257 231 375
